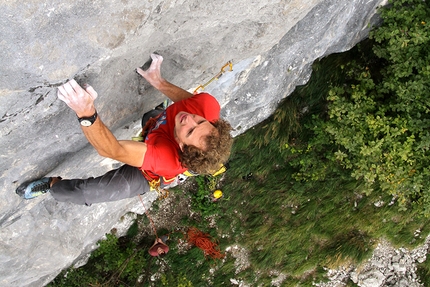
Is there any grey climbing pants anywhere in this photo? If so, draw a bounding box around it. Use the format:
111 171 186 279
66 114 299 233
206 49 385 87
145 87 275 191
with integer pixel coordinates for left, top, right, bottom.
50 165 150 205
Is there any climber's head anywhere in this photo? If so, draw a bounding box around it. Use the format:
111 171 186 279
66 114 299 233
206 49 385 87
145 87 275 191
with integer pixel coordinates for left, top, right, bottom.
157 247 167 257
149 243 169 257
174 113 233 174
174 112 215 150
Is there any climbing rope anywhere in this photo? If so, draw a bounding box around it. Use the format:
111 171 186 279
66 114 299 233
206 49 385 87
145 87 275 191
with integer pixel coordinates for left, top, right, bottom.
193 61 233 94
186 227 225 259
140 170 169 200
138 194 159 239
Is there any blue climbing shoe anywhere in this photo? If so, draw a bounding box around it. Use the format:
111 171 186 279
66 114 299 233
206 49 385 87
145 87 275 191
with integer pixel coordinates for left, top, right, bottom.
16 177 52 199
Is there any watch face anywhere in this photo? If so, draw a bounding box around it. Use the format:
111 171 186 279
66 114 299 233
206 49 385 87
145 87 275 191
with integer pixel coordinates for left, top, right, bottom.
78 111 97 127
80 119 92 127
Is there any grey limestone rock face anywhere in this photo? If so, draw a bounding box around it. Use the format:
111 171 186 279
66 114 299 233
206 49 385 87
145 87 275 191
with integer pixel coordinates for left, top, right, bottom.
0 0 385 286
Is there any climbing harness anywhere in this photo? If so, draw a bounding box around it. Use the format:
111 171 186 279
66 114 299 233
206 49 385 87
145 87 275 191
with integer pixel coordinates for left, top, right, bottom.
193 61 233 94
140 170 170 200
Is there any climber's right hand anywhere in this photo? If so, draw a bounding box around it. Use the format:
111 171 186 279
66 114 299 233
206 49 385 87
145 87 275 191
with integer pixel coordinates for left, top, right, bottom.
136 53 166 90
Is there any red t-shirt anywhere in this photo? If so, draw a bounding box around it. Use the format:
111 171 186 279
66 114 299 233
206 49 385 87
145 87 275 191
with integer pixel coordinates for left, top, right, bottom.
140 93 220 182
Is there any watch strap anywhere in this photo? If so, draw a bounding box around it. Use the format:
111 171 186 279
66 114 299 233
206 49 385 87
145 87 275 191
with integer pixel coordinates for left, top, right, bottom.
78 110 98 126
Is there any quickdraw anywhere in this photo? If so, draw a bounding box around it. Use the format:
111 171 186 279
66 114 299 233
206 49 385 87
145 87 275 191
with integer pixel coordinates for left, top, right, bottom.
193 61 233 94
149 180 169 199
132 170 168 200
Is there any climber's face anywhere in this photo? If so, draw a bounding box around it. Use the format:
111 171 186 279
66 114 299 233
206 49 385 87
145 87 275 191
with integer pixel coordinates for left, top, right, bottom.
157 247 165 255
174 112 215 150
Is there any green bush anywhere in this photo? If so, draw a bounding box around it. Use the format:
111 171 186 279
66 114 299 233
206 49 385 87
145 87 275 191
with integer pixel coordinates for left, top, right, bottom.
48 232 150 287
190 175 220 217
288 0 430 215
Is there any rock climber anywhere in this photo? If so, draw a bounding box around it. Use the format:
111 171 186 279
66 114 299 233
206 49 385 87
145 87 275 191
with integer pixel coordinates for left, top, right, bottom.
16 54 233 205
148 235 169 257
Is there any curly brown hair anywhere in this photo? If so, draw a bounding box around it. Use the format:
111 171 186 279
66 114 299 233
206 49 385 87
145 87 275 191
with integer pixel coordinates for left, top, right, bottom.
179 119 233 174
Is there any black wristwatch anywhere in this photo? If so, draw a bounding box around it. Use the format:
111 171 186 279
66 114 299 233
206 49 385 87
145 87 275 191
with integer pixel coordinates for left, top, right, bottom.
78 111 98 127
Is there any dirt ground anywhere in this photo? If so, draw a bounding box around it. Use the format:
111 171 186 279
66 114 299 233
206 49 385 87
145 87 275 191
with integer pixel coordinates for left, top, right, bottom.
137 181 198 239
133 177 253 277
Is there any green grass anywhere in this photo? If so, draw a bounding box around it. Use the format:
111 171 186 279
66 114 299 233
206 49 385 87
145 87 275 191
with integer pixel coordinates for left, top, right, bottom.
417 256 430 287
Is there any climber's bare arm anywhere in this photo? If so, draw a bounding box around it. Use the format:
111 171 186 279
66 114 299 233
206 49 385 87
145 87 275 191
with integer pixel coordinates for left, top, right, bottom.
136 53 194 102
57 80 147 167
80 118 147 167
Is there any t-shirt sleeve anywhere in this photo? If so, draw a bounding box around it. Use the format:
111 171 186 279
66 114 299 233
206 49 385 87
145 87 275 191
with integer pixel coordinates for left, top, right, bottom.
181 93 220 122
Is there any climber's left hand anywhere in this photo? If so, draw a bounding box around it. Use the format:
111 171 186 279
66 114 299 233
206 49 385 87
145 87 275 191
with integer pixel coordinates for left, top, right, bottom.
57 79 98 118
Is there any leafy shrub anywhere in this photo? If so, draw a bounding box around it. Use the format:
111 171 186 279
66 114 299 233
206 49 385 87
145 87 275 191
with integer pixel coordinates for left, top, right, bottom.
190 175 220 217
49 232 150 287
287 0 430 215
161 273 194 286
